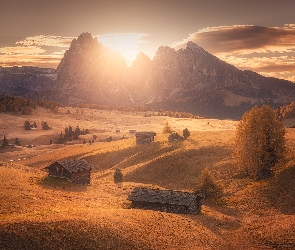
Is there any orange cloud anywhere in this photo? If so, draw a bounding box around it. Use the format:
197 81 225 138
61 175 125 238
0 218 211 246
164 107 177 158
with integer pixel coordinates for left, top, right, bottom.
172 24 295 82
16 35 73 48
0 35 73 68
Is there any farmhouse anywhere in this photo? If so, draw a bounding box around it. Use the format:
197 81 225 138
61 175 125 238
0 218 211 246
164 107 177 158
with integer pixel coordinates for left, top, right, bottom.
45 158 93 184
127 187 202 214
135 132 157 145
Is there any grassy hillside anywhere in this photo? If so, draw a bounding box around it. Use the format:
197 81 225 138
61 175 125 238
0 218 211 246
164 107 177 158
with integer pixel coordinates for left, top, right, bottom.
0 108 295 249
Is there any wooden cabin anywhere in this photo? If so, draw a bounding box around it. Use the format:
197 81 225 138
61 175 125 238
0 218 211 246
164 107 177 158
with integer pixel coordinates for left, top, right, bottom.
127 187 202 214
135 132 157 145
45 158 93 185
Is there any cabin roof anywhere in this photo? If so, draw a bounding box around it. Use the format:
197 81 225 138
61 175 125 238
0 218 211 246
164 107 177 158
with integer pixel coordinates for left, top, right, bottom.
135 132 157 136
127 187 200 206
47 158 93 173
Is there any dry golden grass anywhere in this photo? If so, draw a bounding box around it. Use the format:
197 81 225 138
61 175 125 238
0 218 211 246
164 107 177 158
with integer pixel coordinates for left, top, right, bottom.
1 108 295 249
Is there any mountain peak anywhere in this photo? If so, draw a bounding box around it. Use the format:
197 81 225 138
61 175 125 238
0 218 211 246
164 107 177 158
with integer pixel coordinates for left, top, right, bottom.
186 41 205 52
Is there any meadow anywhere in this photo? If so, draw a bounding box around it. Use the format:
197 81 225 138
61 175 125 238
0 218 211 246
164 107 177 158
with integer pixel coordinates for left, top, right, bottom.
0 107 295 249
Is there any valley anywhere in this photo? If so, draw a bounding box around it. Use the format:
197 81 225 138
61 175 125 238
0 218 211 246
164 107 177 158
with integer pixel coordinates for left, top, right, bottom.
1 107 295 249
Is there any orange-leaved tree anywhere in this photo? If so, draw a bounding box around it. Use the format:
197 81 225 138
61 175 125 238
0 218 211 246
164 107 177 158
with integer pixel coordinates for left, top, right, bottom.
233 105 286 180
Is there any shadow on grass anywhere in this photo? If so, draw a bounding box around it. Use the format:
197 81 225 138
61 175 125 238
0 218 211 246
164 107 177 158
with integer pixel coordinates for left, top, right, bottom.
37 176 87 192
0 219 144 250
124 145 231 190
262 165 295 214
84 141 183 173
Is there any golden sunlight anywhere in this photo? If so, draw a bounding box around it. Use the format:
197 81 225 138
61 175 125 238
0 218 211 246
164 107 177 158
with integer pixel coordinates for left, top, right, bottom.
96 33 148 66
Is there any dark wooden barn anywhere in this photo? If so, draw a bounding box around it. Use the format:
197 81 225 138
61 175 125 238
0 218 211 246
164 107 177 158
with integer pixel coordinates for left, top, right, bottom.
135 132 157 145
127 187 202 214
45 158 93 185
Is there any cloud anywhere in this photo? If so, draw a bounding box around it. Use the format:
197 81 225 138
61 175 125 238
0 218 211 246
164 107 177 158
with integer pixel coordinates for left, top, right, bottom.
0 46 46 55
172 25 295 54
0 35 73 68
16 35 74 48
172 24 295 82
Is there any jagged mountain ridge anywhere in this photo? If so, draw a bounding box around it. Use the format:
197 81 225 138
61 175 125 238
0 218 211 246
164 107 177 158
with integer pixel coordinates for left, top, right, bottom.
1 32 295 119
0 66 56 100
141 41 295 118
56 32 130 105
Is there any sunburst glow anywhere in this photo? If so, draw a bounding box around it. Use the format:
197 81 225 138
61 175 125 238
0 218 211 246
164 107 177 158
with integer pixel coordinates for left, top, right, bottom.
96 33 148 66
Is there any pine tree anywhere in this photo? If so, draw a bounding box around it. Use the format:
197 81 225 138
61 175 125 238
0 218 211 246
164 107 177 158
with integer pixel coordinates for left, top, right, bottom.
233 105 286 180
2 135 8 147
183 128 190 139
24 121 31 130
163 122 173 134
113 168 123 187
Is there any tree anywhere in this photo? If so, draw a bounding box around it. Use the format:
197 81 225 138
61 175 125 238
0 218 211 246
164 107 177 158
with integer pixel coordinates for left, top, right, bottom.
233 105 286 180
24 121 31 130
14 138 21 146
2 135 8 147
183 128 190 139
163 122 173 134
113 168 123 187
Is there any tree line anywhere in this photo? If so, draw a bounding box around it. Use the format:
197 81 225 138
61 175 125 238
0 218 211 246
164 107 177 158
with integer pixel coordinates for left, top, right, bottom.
0 95 63 114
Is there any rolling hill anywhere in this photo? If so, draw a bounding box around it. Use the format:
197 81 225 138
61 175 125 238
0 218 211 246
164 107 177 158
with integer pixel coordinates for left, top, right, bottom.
1 107 295 249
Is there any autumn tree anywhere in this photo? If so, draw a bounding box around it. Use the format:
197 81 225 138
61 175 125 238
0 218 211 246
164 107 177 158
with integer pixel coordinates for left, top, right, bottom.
233 105 286 180
163 122 173 134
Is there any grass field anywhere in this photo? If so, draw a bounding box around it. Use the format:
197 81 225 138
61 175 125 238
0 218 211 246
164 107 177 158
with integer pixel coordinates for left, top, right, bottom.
0 107 295 249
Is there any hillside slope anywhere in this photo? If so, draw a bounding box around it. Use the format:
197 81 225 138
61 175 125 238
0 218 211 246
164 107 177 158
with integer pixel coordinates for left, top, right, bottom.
1 110 295 249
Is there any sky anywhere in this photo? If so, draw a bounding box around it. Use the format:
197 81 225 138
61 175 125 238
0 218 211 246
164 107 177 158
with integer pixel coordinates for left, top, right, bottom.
0 0 295 82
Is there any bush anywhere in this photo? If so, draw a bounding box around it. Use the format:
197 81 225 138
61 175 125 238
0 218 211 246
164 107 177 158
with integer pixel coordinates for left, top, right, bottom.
195 169 222 203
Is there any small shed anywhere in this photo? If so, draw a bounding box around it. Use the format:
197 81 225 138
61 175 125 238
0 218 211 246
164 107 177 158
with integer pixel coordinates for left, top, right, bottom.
135 132 157 145
127 187 202 214
45 158 93 185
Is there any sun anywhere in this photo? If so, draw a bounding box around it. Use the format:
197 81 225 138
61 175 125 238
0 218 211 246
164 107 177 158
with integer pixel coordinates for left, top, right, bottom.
96 33 148 66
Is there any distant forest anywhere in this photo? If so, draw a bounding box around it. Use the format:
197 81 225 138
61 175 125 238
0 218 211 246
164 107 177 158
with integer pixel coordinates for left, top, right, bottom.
0 95 202 119
277 101 295 119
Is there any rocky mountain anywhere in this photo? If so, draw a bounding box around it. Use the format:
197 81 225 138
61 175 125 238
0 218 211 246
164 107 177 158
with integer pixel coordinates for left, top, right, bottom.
0 66 56 100
140 41 295 118
56 32 130 105
1 32 295 119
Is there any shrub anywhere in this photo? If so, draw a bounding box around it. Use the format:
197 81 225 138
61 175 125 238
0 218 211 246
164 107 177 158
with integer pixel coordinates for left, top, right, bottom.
195 169 222 203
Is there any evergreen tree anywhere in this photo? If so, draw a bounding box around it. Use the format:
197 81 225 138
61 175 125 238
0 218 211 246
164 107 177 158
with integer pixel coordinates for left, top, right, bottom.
74 126 81 138
113 168 123 187
233 105 286 180
24 121 31 130
163 122 173 134
183 128 190 139
14 138 21 146
2 135 8 147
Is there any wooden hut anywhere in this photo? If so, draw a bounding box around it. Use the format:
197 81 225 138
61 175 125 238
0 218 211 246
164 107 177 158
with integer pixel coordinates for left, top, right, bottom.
127 187 202 214
45 158 93 185
135 132 157 145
